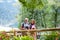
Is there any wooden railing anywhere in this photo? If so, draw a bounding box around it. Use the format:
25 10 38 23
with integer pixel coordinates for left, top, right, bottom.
6 28 60 40
5 28 60 36
6 28 60 33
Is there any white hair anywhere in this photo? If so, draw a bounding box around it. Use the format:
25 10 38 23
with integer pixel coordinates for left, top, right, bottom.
25 18 28 21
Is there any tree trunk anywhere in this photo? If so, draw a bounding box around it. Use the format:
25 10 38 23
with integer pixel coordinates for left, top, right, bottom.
54 9 57 28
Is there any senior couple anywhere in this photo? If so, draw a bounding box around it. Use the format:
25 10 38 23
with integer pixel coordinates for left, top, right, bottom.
20 18 36 40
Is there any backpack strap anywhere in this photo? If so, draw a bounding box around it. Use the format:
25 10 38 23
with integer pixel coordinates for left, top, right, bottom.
22 23 24 28
30 24 32 29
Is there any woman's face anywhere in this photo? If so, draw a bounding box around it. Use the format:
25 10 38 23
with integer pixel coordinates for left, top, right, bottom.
31 20 35 24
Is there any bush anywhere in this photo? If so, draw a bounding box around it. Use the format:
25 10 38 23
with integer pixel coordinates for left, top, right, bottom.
45 32 58 40
13 36 34 40
0 31 10 40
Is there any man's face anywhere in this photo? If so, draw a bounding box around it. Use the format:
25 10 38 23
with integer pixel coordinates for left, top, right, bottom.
24 19 28 23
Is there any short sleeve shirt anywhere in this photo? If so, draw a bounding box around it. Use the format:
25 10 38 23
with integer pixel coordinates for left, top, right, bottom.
21 22 30 29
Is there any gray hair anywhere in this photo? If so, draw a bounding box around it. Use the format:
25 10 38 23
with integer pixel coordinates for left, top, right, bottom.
25 18 28 21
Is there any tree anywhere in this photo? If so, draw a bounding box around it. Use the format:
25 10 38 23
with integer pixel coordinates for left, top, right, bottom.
18 0 46 28
18 0 60 28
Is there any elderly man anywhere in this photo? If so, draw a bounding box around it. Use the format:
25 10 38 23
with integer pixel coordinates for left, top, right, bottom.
21 18 30 30
20 18 30 36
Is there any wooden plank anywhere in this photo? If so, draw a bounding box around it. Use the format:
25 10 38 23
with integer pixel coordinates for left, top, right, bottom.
5 28 60 33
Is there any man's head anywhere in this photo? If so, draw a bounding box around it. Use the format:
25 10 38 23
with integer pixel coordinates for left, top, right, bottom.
24 18 28 23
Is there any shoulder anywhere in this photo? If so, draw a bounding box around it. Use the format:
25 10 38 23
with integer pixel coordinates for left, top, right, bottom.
21 22 24 25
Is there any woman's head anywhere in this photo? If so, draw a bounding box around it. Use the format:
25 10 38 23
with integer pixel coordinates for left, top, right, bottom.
31 19 35 24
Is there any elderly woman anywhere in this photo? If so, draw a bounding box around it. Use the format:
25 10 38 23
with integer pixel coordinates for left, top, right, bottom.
30 19 36 40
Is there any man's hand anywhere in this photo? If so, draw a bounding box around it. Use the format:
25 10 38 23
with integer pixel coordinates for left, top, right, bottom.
20 27 25 30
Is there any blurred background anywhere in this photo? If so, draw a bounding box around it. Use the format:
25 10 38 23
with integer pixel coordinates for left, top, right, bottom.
0 0 60 29
0 0 60 40
0 0 20 28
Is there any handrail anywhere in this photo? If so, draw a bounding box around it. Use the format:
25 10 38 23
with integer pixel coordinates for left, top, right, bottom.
6 28 60 33
3 28 60 40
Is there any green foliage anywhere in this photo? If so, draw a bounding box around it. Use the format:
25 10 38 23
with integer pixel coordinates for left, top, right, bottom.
13 36 33 40
45 32 58 40
18 0 46 28
13 36 20 40
40 31 60 40
21 36 33 40
18 0 60 28
0 32 10 40
0 31 33 40
19 0 44 9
